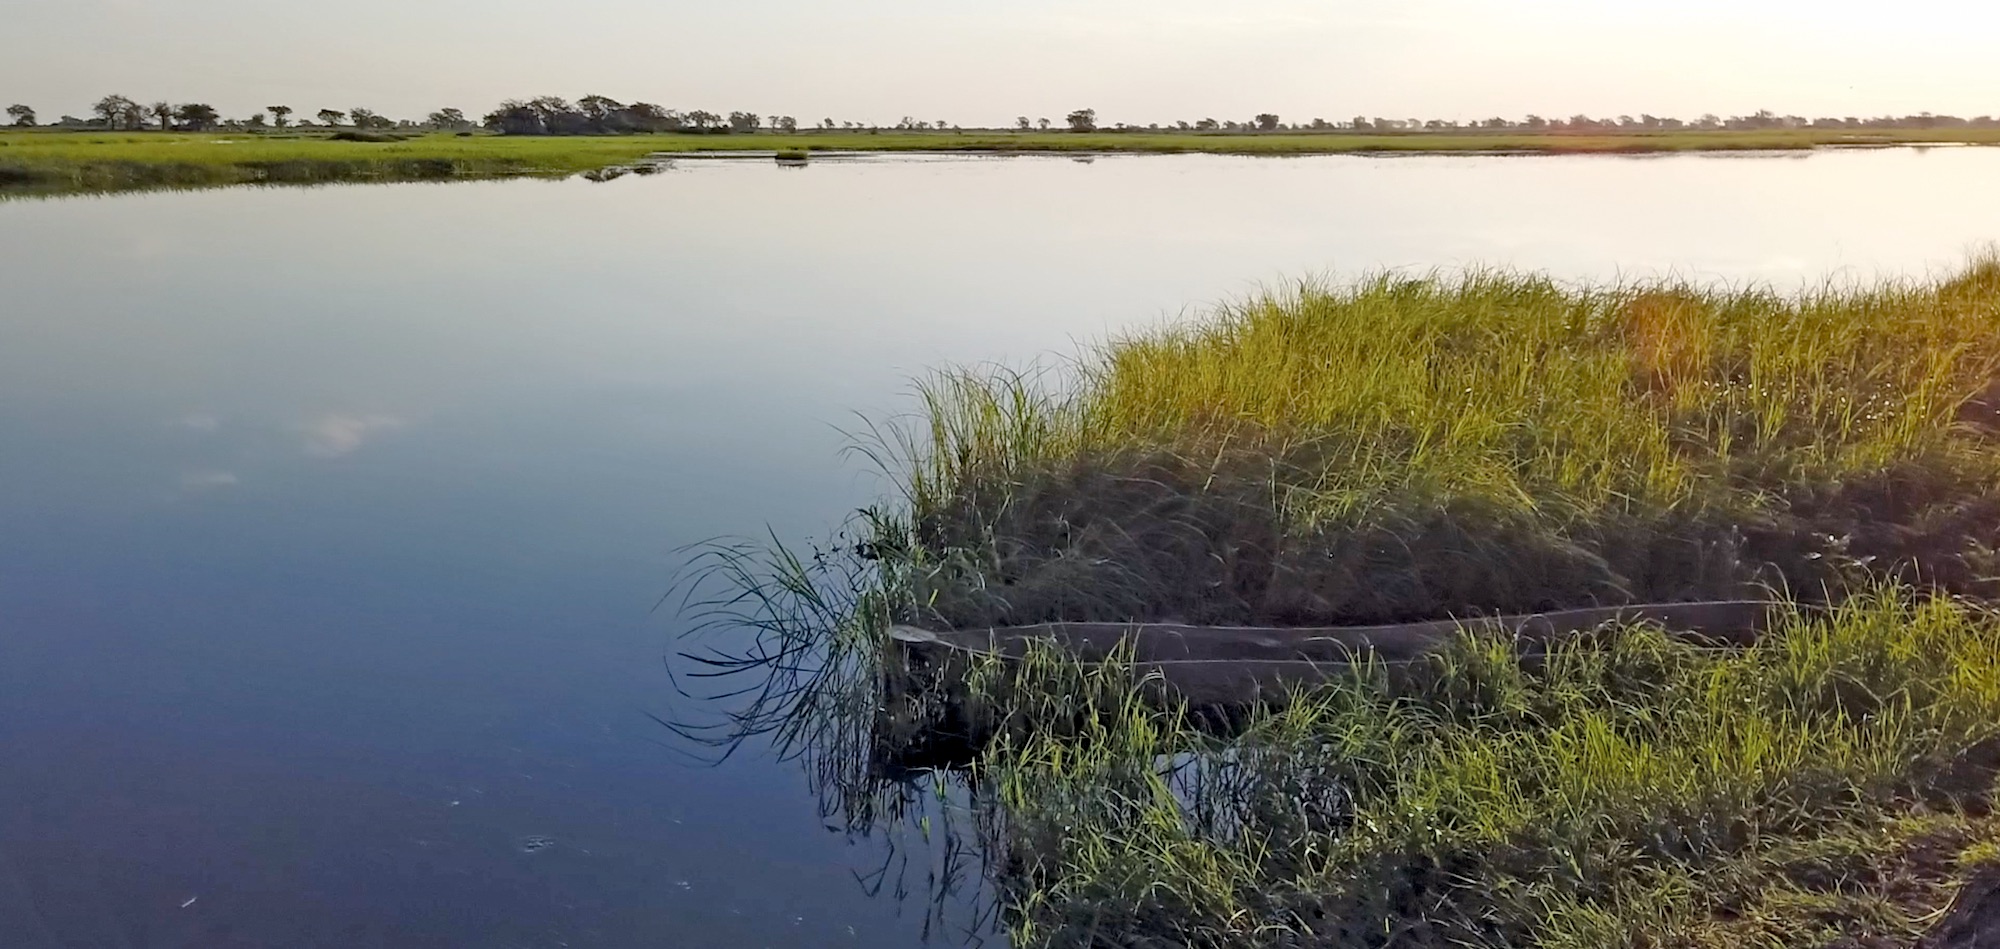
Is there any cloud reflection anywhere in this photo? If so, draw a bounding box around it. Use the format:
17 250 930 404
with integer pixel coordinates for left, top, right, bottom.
179 470 240 491
302 414 407 458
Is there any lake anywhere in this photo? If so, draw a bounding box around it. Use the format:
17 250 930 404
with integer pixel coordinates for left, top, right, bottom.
3 147 1999 947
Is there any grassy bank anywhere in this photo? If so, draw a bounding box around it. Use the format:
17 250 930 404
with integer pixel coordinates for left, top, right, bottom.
5 126 2000 195
876 260 2000 630
972 591 2000 947
681 259 2000 947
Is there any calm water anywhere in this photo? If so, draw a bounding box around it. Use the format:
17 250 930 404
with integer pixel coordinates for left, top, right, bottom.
4 148 2000 947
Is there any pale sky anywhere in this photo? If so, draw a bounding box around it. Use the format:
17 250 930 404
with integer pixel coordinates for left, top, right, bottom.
4 0 1997 125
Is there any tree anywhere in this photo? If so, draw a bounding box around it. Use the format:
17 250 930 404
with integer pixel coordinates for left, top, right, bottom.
483 101 540 135
777 115 798 132
349 107 391 129
317 109 345 126
727 111 760 132
1065 108 1097 132
577 95 624 123
5 104 33 127
1016 115 1031 130
1255 113 1280 132
175 103 220 131
93 95 143 129
624 103 677 132
1036 117 1051 131
1195 117 1220 131
427 108 468 130
150 101 173 131
268 105 292 127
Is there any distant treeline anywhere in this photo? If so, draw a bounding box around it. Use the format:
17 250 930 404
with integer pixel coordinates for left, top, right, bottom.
6 95 1998 136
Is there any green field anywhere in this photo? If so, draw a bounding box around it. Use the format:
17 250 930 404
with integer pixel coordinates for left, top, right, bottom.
701 258 2000 948
5 126 2000 195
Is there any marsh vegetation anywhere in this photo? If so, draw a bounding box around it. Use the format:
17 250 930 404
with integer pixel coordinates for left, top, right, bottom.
9 126 2000 197
685 259 2000 947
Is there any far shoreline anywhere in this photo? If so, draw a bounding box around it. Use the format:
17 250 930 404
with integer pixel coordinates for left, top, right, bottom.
5 127 1998 197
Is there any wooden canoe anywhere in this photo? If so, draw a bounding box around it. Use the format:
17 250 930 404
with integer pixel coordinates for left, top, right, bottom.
888 600 1794 707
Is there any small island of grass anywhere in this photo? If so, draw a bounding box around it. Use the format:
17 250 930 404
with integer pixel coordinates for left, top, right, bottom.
699 258 2000 948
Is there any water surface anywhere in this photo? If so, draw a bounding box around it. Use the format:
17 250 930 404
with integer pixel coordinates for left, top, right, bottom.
3 148 1999 947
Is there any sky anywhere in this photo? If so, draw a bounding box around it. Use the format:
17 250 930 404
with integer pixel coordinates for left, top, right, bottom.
4 0 1998 126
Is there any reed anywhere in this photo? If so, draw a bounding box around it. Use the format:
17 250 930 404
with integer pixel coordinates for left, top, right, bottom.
971 590 2000 947
684 259 2000 947
870 260 2000 629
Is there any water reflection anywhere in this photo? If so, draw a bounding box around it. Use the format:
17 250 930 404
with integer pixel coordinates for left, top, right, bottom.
6 148 2000 945
667 526 1009 945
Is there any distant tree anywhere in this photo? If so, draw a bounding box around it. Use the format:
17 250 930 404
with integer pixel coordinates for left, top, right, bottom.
244 112 267 128
577 95 624 124
727 111 760 132
348 107 392 129
1036 117 1051 131
1254 113 1280 132
1350 115 1371 130
1194 117 1219 131
526 97 588 134
822 117 835 129
683 110 720 130
483 100 540 134
149 101 173 131
936 118 948 131
1015 115 1031 130
5 104 33 127
93 95 143 129
1065 108 1096 132
623 102 675 132
317 108 345 126
268 105 292 127
426 108 468 130
777 115 798 132
174 103 220 131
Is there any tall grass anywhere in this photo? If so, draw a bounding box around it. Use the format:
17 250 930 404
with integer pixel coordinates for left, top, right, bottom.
681 260 2000 947
973 590 2000 948
877 260 2000 629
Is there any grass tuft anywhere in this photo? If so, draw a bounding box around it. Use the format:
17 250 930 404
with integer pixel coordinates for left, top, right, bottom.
871 262 2000 629
970 591 2000 947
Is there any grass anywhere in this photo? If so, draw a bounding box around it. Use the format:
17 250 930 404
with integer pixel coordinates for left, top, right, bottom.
676 257 2000 947
5 126 2000 195
867 259 2000 630
970 590 2000 948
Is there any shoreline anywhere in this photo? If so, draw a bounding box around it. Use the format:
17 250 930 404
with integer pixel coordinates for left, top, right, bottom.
5 127 1999 197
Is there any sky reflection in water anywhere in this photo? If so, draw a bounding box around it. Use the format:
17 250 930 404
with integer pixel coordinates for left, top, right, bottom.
2 149 1999 946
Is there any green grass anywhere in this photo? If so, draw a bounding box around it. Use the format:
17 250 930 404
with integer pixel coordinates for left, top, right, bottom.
969 590 2000 948
5 126 2000 195
682 259 2000 947
867 259 2000 629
